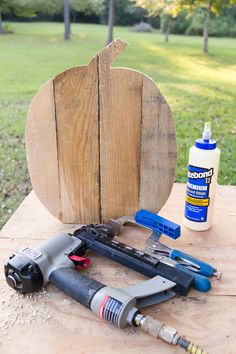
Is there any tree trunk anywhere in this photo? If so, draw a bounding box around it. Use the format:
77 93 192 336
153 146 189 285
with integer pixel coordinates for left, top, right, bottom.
164 28 170 43
73 12 77 24
0 9 4 34
64 0 70 40
106 0 114 45
203 4 211 53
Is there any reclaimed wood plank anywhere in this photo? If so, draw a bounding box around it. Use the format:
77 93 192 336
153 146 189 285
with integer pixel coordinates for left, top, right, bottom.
54 59 100 223
25 39 177 223
140 75 177 213
99 67 142 220
97 39 141 220
25 81 61 219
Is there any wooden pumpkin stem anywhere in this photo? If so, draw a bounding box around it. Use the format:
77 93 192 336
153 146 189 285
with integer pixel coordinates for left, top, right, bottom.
89 38 128 68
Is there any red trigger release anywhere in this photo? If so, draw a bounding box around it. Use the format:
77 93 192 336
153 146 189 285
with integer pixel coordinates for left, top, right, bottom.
68 255 91 269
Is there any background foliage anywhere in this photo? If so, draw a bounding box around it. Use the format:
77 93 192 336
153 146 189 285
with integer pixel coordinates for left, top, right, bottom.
1 0 236 37
0 22 235 227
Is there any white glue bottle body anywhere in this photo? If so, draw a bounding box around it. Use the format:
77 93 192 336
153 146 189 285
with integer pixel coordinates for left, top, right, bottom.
183 122 221 231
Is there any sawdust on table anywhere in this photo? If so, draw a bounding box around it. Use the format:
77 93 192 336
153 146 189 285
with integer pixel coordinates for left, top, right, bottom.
1 284 53 337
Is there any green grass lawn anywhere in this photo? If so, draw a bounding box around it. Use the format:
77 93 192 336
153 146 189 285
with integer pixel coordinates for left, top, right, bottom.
0 22 236 227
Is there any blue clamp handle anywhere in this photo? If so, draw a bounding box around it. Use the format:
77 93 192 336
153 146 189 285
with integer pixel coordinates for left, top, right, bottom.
175 264 211 292
170 249 216 277
135 209 181 240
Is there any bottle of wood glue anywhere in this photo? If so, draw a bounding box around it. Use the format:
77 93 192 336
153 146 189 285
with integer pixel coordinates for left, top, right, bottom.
183 122 220 231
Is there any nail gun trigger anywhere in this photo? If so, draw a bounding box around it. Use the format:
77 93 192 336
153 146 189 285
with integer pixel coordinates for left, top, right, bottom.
68 254 91 269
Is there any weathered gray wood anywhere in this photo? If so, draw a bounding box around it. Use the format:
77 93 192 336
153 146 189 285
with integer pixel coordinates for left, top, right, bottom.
25 39 176 223
54 59 100 223
25 81 61 219
140 75 177 212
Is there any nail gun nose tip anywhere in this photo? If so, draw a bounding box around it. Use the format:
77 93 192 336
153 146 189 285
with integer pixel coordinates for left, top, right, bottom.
213 271 222 280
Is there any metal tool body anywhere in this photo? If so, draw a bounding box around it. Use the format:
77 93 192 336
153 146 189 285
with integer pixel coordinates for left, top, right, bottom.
144 237 212 292
5 208 220 296
72 224 193 296
146 233 220 278
5 234 205 353
50 269 204 353
4 223 193 296
134 209 221 292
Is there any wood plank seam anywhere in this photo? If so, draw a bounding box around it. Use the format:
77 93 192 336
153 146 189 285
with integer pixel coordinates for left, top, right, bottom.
97 55 102 222
25 39 176 223
139 74 144 210
52 78 62 220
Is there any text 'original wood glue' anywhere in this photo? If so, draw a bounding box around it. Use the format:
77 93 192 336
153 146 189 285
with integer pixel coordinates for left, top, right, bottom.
183 122 221 231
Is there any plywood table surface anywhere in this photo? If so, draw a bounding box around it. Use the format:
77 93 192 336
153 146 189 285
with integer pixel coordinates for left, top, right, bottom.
1 183 236 354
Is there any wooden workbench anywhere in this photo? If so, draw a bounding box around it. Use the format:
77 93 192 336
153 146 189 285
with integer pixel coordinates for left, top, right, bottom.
1 183 236 354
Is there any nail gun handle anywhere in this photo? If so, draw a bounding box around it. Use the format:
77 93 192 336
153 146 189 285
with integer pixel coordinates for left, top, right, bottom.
175 264 211 292
49 268 105 308
170 249 216 277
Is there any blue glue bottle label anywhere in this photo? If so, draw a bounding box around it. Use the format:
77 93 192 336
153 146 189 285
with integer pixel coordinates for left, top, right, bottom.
185 165 214 222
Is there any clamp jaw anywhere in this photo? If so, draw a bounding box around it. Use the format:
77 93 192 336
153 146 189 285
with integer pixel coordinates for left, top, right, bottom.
133 209 221 291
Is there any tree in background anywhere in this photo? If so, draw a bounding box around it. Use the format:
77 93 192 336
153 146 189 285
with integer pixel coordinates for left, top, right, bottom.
107 0 115 44
66 0 104 39
160 14 174 42
34 0 63 18
70 0 103 16
31 0 68 39
0 0 104 39
0 0 6 33
32 0 70 40
2 0 236 44
176 0 236 52
0 0 36 33
64 0 70 39
135 0 178 42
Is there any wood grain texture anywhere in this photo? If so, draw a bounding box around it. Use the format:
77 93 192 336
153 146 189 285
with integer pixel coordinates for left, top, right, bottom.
140 75 177 213
1 184 236 354
97 39 143 220
25 39 177 223
54 58 100 223
25 80 61 219
99 66 142 220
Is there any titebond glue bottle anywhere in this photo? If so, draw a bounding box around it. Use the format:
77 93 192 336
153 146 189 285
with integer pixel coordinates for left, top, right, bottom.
183 122 220 231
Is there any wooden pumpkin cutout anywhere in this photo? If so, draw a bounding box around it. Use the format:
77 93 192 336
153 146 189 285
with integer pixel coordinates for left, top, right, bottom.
25 39 176 223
